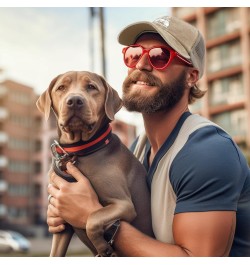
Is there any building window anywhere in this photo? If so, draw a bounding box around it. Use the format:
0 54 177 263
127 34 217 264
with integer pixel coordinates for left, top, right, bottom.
8 160 32 174
33 161 41 174
8 207 28 219
206 8 240 39
209 74 244 106
189 98 203 113
212 109 246 137
9 114 33 128
34 140 42 152
249 8 250 26
9 91 31 105
207 40 241 73
33 183 41 198
8 184 29 196
174 7 197 18
8 137 32 151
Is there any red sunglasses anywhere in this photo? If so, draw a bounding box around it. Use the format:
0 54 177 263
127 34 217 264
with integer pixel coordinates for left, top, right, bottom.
122 45 192 70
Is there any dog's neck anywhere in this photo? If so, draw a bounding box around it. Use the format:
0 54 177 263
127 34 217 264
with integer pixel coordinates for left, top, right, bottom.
53 124 113 157
51 123 113 182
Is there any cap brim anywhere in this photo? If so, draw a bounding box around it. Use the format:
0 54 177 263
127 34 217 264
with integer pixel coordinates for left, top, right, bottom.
118 21 190 60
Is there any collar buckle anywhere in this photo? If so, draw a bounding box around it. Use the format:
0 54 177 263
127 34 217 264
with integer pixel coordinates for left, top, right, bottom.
51 140 69 160
51 140 77 171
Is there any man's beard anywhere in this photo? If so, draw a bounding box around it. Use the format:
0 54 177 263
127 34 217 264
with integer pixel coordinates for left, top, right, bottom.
122 70 186 113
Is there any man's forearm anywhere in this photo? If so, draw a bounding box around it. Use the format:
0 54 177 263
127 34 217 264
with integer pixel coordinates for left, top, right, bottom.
113 221 189 257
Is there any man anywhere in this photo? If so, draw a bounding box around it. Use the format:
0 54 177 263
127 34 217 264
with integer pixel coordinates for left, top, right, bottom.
47 16 250 256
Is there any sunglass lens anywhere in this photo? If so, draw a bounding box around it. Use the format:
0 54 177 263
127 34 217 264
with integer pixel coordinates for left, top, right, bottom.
149 48 170 69
124 46 143 68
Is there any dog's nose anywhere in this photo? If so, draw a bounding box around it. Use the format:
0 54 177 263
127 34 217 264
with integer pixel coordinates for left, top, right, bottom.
66 95 84 109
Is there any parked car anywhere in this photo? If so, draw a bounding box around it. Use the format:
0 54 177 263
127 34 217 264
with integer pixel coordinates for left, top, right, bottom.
0 230 30 253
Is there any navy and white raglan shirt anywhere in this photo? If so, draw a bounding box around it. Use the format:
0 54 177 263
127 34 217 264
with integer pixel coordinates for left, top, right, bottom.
131 112 250 257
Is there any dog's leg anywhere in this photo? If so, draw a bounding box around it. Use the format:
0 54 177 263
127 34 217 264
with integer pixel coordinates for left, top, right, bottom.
50 224 74 256
86 199 136 257
74 228 98 256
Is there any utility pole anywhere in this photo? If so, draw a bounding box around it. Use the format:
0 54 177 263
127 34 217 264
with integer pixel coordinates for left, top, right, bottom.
88 7 106 77
89 7 95 71
99 7 106 78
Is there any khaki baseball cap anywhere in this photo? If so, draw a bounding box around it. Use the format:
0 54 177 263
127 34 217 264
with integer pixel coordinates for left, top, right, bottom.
118 16 205 78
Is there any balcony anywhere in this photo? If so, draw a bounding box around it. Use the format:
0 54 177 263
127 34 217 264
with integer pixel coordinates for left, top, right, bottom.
0 156 8 168
0 131 8 145
0 204 7 217
0 84 7 98
0 180 8 192
0 107 8 121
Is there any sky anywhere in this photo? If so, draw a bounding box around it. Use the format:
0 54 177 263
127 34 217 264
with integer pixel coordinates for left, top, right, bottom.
0 6 168 94
0 0 248 129
0 4 170 128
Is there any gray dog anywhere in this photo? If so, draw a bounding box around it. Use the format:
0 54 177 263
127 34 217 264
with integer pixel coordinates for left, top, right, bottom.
36 71 153 257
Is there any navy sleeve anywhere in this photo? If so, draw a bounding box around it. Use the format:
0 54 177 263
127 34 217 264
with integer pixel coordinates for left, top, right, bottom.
170 126 246 214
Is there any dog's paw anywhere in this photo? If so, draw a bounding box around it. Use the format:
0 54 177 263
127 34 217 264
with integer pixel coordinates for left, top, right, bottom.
96 245 116 257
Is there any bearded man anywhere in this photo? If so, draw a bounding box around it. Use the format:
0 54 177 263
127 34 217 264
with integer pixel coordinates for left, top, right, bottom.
47 16 250 257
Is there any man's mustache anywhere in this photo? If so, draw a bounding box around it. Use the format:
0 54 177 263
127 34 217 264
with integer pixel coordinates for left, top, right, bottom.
123 70 162 88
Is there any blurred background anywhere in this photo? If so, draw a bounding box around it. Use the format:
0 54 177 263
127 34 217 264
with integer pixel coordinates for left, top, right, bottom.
0 6 250 256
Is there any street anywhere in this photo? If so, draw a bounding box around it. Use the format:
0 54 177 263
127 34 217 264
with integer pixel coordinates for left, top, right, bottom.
0 235 92 257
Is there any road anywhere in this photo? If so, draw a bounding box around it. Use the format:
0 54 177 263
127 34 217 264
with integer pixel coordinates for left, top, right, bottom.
1 235 92 257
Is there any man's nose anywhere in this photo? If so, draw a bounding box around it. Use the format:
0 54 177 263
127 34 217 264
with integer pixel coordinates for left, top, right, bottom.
135 53 153 71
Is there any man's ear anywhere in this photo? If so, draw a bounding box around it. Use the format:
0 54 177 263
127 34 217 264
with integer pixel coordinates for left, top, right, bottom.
36 75 61 121
186 68 199 87
99 75 123 121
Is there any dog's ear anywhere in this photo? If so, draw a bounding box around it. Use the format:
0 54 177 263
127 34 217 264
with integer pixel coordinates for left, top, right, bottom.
100 76 123 121
36 75 60 121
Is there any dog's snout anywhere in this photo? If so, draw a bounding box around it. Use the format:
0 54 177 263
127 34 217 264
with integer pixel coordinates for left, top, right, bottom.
66 95 84 109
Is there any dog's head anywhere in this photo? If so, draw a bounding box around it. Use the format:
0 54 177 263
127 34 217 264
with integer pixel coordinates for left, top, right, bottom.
36 71 123 143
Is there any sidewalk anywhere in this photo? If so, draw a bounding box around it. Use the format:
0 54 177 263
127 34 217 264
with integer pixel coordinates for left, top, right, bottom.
0 224 93 257
25 236 91 257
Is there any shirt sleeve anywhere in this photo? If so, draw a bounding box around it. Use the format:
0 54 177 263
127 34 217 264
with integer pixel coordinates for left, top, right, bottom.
170 126 245 214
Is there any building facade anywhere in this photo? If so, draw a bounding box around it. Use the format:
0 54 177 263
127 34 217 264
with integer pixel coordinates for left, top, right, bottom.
0 80 43 230
172 7 250 163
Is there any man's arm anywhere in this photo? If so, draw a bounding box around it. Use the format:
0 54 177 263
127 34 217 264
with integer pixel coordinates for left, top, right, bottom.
113 211 235 257
47 162 235 256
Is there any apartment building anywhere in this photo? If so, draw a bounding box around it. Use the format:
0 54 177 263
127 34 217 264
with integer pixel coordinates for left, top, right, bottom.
172 7 250 163
0 79 43 230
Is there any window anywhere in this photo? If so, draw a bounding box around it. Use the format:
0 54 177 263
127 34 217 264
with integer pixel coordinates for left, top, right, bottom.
8 206 28 219
212 109 246 137
33 161 41 174
34 140 42 152
209 75 244 106
8 184 29 196
249 8 250 26
8 160 32 174
207 40 241 73
189 98 203 113
9 91 31 105
8 137 32 151
206 8 240 39
174 7 197 18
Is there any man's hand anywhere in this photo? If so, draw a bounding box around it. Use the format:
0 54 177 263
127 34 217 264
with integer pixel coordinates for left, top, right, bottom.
47 162 102 231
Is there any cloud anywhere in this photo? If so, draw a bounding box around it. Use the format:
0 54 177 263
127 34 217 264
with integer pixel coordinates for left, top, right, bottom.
0 7 94 93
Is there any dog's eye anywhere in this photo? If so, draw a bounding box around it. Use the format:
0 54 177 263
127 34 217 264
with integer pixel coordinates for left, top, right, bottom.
57 85 66 91
87 84 97 91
